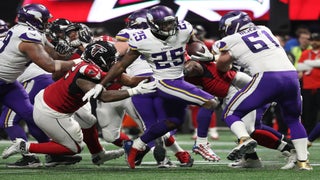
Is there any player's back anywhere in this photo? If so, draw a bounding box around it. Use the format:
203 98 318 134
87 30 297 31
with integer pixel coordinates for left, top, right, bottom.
128 20 193 80
0 24 46 83
217 26 296 75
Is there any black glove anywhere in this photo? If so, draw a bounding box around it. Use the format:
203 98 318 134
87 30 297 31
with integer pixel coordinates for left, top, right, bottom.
54 40 73 55
78 24 93 43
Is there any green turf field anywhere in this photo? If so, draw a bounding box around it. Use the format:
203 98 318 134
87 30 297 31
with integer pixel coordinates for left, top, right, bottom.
0 130 319 180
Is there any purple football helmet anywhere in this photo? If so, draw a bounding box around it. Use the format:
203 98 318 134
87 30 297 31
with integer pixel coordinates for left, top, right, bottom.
17 4 52 32
81 41 118 72
0 19 8 35
146 5 178 36
218 11 254 37
126 9 148 29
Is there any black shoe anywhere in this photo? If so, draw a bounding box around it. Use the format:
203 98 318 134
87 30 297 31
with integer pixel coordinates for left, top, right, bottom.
45 154 82 167
134 146 150 166
153 138 167 164
6 154 42 168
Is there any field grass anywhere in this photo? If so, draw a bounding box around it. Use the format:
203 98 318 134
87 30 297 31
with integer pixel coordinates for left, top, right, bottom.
0 130 319 180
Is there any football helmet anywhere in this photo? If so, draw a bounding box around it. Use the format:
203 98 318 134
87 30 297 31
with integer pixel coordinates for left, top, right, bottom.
17 4 52 32
218 11 254 37
47 18 71 42
146 5 178 36
0 19 8 36
78 23 94 43
126 9 148 29
81 41 118 72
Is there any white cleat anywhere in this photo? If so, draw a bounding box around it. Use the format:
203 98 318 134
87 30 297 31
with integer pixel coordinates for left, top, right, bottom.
192 142 220 161
227 137 257 161
281 149 297 170
2 138 28 159
228 158 263 168
92 149 125 165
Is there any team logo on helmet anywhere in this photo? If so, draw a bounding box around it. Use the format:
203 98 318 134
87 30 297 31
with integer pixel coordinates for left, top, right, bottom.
90 44 108 58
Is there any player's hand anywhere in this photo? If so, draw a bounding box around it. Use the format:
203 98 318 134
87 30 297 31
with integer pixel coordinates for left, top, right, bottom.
127 79 157 96
54 40 73 55
82 84 104 101
190 45 214 62
78 27 92 43
69 39 82 48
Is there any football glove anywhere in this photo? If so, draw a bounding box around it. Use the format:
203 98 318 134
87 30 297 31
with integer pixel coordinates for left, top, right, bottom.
82 84 104 102
69 39 82 48
190 45 215 62
127 79 157 96
54 40 73 55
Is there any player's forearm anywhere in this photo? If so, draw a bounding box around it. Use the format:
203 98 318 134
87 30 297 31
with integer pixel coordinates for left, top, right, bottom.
99 90 130 102
100 62 126 86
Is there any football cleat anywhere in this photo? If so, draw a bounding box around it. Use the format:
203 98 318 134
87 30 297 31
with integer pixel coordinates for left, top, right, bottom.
175 151 194 167
123 140 141 169
92 149 125 165
44 154 82 167
157 156 177 168
227 137 257 161
281 149 297 170
192 142 220 161
2 138 28 159
6 154 42 168
135 146 150 166
153 143 166 164
228 158 263 168
297 160 312 170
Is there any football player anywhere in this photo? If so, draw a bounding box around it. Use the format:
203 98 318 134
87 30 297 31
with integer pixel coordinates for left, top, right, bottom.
214 11 311 170
82 5 219 169
1 41 156 160
115 9 193 168
184 60 296 169
0 3 78 167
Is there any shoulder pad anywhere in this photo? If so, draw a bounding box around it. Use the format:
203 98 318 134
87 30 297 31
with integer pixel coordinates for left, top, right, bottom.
79 64 103 80
19 31 42 43
116 28 130 41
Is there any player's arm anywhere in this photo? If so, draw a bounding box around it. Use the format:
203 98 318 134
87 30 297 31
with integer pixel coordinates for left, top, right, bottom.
76 78 131 102
118 73 150 87
19 42 75 74
216 51 233 73
77 77 156 102
100 49 140 86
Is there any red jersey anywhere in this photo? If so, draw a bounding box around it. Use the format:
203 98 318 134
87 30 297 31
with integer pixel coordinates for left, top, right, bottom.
185 62 236 98
298 49 320 89
43 61 122 113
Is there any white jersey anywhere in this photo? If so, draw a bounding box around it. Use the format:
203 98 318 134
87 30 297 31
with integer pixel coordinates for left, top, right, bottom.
0 24 46 83
17 63 51 83
128 20 193 80
213 26 296 75
116 28 152 76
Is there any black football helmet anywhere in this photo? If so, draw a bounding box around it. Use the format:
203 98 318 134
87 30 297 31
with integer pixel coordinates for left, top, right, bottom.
81 41 118 72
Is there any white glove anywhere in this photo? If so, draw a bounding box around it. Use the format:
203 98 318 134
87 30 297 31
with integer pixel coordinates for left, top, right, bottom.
69 39 82 48
82 84 104 101
190 45 214 62
127 79 157 96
